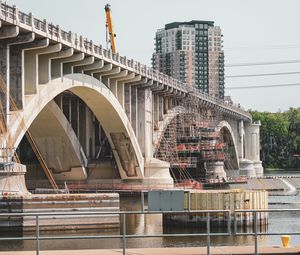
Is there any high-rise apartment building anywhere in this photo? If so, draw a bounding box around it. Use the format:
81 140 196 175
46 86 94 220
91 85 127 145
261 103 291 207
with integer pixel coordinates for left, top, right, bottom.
152 21 224 99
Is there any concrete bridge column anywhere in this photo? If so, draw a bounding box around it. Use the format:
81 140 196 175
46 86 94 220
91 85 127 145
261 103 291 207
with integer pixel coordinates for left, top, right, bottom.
0 26 21 123
153 94 159 130
164 97 169 114
24 40 62 95
1 32 44 110
158 95 164 121
115 73 136 109
131 86 138 134
137 87 173 186
237 120 245 159
206 161 226 179
78 102 95 159
244 121 263 177
137 88 152 160
123 74 141 122
128 77 147 135
59 94 95 159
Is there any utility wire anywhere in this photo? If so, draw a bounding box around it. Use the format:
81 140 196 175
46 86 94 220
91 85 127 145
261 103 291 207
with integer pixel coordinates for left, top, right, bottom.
225 44 300 51
226 59 300 67
227 82 300 90
226 71 300 78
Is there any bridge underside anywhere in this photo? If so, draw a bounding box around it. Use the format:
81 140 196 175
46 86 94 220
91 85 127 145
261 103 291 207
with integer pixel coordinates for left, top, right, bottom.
10 76 174 192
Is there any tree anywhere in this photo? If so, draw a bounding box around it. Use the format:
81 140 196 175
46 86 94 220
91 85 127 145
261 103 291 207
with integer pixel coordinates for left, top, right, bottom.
250 108 300 169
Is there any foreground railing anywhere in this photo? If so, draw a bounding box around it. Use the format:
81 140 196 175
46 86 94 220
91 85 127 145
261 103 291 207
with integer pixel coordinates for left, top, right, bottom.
0 208 299 255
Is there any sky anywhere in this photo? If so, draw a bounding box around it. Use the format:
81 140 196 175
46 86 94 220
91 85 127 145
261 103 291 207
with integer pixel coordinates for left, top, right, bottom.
5 0 300 112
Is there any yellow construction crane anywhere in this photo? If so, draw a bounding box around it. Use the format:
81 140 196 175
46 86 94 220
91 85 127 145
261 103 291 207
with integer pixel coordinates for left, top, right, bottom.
105 4 117 53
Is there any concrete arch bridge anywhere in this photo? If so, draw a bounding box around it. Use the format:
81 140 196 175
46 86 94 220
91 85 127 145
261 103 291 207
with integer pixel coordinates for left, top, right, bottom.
0 2 262 193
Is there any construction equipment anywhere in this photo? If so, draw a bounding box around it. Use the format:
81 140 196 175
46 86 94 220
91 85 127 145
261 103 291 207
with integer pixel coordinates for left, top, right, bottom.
105 4 117 53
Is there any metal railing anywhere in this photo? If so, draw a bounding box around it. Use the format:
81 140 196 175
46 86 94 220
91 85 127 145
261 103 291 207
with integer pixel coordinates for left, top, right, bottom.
0 210 231 255
0 208 299 255
234 209 300 254
0 0 251 121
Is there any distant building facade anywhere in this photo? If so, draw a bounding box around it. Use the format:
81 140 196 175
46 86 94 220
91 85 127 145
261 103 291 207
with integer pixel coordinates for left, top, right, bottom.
152 21 225 99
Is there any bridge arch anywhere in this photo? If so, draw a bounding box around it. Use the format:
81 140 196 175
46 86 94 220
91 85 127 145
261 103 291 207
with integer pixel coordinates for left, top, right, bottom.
216 121 239 171
153 106 187 154
11 74 144 179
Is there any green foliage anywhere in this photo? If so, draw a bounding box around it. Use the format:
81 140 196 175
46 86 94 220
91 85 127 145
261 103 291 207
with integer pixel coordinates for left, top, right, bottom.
250 108 300 169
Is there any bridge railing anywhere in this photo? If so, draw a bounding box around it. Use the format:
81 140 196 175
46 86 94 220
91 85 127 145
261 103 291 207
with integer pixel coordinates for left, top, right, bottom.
0 1 251 120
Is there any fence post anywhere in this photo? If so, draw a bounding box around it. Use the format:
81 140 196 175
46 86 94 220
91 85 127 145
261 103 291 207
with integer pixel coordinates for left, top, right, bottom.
187 191 191 211
207 212 210 255
234 211 237 235
227 210 231 235
122 213 126 255
36 215 40 255
141 191 145 212
254 211 258 255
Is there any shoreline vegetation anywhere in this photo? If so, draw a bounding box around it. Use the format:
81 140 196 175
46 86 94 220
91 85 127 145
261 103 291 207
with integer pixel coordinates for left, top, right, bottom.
264 168 300 171
251 108 300 170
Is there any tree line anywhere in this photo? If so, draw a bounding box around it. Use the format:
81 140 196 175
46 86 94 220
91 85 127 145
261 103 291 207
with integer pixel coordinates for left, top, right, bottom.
251 108 300 169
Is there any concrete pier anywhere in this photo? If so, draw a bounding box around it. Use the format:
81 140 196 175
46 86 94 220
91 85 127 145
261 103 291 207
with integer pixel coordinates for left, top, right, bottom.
0 193 120 231
164 189 268 227
0 162 29 196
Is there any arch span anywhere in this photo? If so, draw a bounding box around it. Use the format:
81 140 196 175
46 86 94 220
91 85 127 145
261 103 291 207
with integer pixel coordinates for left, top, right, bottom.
217 121 239 170
10 74 144 179
153 106 187 153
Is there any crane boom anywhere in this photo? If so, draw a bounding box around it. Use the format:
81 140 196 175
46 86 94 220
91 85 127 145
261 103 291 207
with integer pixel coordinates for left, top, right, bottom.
105 4 117 53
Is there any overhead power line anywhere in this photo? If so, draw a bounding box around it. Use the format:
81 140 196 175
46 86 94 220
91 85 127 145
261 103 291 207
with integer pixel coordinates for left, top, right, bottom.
226 71 300 78
226 59 300 67
226 82 300 90
225 44 300 51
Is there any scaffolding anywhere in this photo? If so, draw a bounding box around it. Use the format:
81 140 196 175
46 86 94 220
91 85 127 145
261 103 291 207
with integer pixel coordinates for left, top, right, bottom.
155 99 232 184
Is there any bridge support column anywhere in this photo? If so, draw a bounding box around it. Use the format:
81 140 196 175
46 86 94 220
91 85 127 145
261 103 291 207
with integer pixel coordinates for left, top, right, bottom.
131 86 138 134
153 94 159 129
159 96 164 121
244 121 263 177
137 88 173 186
0 162 29 195
137 88 152 160
237 120 245 159
206 161 226 179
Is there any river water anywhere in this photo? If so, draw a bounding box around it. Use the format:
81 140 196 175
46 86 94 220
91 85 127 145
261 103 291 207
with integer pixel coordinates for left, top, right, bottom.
1 172 300 251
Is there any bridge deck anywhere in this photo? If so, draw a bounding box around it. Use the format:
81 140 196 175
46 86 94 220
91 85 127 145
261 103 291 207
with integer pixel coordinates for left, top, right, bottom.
1 246 299 255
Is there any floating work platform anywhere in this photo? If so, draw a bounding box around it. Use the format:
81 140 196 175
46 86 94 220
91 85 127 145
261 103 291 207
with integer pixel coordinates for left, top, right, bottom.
164 189 268 227
0 193 120 231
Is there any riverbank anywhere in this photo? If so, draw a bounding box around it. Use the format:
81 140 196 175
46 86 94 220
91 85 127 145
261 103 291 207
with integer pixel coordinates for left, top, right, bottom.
229 176 300 193
1 246 300 255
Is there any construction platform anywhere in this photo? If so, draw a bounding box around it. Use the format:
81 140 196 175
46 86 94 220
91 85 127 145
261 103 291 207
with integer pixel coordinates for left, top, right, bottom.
0 246 300 255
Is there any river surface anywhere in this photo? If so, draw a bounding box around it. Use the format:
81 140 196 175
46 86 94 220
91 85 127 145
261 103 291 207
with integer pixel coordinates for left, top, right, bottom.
1 172 300 250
